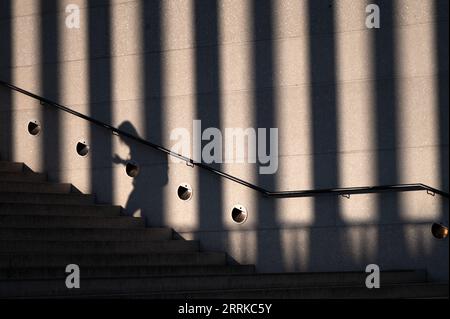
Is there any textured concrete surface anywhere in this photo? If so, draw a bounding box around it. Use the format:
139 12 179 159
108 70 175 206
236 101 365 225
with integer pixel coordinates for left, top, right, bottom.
0 0 448 279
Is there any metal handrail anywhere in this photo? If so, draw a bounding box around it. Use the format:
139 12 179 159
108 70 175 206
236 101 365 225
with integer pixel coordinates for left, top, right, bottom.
1 79 448 199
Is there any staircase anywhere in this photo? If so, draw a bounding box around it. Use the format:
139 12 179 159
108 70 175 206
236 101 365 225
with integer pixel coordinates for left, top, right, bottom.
0 161 448 299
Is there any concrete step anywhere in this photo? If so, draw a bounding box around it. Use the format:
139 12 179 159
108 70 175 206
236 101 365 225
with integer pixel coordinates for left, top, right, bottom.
0 265 256 280
0 227 172 241
126 282 449 299
0 240 200 254
0 215 144 228
0 252 227 268
0 203 122 217
0 162 23 173
0 181 72 194
0 172 47 182
0 270 430 298
0 192 95 205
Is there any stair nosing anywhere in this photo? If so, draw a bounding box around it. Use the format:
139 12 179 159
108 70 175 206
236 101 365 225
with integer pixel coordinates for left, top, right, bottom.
0 180 71 186
0 203 121 209
0 214 136 219
1 280 445 299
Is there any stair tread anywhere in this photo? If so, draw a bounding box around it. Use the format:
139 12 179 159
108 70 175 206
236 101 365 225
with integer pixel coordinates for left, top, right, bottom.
0 214 144 223
0 251 227 261
0 181 72 193
0 203 122 216
0 180 70 186
0 265 257 279
0 227 169 231
0 192 92 197
0 239 200 254
0 162 24 173
0 214 145 229
0 172 47 181
106 282 450 299
0 251 223 256
0 203 120 208
0 214 139 220
0 239 184 243
0 269 425 281
0 192 95 205
0 227 172 241
1 278 445 299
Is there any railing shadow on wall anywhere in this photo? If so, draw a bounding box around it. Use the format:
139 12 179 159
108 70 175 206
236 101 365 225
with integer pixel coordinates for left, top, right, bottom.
0 80 448 201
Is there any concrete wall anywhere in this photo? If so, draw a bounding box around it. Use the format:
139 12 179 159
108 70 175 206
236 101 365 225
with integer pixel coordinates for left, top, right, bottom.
0 0 448 279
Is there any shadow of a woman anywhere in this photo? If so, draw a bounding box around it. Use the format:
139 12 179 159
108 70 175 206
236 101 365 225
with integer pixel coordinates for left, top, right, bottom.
113 121 168 226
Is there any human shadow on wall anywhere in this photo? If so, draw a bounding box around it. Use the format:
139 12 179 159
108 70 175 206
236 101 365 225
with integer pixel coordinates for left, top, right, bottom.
113 121 168 226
